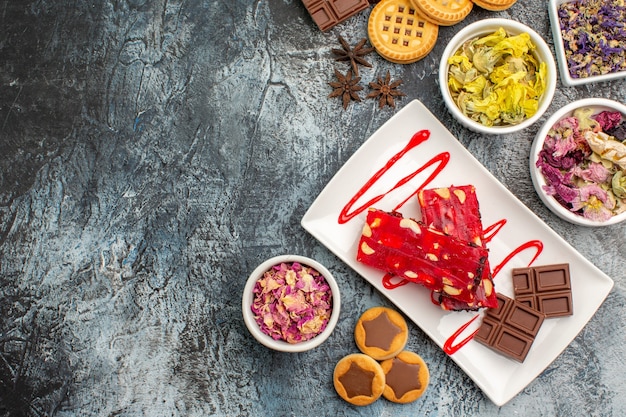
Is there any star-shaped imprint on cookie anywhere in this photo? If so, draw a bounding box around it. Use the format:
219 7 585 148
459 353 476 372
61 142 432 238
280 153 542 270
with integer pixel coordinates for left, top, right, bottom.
362 311 401 350
338 362 376 398
386 358 422 398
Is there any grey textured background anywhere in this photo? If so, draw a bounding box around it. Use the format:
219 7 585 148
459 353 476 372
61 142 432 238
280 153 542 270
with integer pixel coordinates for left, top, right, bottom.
1 1 625 416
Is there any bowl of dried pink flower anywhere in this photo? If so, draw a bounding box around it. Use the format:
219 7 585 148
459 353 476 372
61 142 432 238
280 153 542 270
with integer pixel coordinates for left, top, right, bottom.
242 255 340 352
530 98 626 226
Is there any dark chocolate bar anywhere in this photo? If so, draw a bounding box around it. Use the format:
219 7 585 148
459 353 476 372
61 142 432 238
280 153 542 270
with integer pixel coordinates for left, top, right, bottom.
512 264 573 318
474 293 545 362
301 0 370 31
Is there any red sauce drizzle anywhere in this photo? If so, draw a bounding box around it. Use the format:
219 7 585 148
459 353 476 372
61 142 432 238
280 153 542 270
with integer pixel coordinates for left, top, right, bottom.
482 219 506 245
381 274 410 290
443 314 480 355
338 130 450 224
491 240 544 278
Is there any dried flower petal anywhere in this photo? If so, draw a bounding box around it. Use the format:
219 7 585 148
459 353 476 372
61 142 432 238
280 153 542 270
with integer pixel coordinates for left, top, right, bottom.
447 27 547 127
558 0 626 79
570 184 615 221
251 262 333 344
536 107 626 220
612 171 626 199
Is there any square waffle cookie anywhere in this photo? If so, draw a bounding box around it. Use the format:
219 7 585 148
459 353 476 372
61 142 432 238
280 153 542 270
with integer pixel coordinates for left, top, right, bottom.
368 0 439 64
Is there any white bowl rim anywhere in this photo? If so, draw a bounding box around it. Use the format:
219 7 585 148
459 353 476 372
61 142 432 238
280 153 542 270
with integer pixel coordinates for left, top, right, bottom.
439 18 558 135
529 97 626 226
242 254 341 352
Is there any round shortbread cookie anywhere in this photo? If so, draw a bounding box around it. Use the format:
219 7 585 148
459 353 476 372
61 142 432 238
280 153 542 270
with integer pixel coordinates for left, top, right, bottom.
380 351 430 403
410 0 473 26
333 353 386 406
354 306 408 360
471 0 517 11
368 0 439 64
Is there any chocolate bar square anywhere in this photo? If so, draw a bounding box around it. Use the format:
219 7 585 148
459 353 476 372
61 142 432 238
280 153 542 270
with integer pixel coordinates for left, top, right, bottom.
475 293 545 362
301 0 370 31
513 264 573 318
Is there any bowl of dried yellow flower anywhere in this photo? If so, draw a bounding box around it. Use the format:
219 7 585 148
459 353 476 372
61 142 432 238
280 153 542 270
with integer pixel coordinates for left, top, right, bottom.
439 19 557 135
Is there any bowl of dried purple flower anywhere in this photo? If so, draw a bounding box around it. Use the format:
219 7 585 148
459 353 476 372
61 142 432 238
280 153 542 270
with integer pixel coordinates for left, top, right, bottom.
530 98 626 226
242 255 340 352
439 18 557 135
549 0 626 87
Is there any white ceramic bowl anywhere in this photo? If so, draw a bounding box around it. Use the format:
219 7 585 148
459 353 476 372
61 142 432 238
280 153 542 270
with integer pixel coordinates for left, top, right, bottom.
530 98 626 226
549 0 626 87
439 18 557 135
242 254 340 352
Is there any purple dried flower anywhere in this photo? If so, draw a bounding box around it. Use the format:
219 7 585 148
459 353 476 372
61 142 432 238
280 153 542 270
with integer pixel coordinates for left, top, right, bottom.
606 122 626 140
594 110 622 131
558 0 626 78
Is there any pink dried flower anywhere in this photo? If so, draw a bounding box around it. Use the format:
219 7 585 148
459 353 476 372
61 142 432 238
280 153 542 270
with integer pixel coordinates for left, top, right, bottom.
570 184 615 221
595 110 623 131
251 262 332 344
573 162 612 183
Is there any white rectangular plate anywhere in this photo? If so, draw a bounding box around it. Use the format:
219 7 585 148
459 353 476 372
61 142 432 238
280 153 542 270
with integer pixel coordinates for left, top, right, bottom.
301 100 614 406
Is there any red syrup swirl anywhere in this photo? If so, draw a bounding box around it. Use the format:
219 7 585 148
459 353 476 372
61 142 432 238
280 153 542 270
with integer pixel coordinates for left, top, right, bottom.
491 240 544 279
443 314 480 355
382 273 410 290
338 130 450 224
482 219 506 245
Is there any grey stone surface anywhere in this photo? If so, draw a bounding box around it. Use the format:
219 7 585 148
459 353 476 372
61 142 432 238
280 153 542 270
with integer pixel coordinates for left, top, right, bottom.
1 0 624 416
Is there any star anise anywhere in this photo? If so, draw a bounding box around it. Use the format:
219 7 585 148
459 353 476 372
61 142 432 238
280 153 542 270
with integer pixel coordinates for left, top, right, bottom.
331 36 374 77
328 68 363 110
367 71 406 109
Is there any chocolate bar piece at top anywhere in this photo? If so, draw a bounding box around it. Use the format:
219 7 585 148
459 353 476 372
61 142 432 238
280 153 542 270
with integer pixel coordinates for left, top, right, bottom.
474 293 545 362
301 0 370 31
512 264 573 318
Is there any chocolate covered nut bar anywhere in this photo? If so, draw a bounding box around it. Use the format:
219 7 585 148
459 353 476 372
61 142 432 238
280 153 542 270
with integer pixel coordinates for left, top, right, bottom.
512 263 573 318
475 293 545 362
301 0 370 31
418 185 497 310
